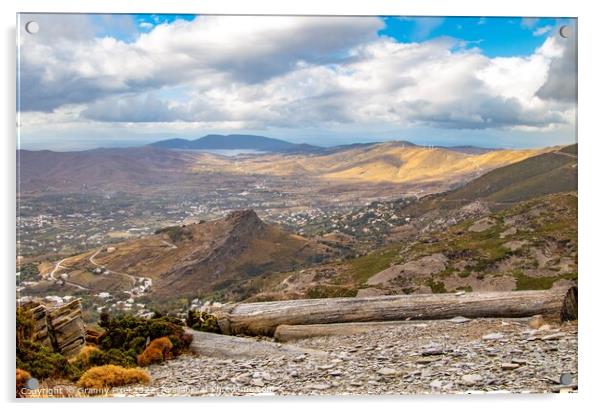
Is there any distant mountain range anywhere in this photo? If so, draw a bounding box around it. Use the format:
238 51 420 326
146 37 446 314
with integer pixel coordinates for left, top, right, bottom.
18 140 546 195
149 134 324 153
148 134 511 156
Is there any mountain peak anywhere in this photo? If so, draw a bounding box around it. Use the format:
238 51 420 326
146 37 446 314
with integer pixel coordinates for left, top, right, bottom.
224 209 266 231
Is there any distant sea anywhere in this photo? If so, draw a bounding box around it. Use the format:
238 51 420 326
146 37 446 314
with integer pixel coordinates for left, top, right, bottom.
177 149 267 157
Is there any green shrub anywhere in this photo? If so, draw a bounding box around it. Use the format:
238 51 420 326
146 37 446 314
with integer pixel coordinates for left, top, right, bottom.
16 340 76 380
17 263 40 284
16 307 35 348
16 310 191 383
426 279 448 294
154 225 192 243
99 313 191 360
186 311 221 333
306 285 357 299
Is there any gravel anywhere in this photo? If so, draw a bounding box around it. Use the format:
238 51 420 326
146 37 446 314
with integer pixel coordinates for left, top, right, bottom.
115 318 578 397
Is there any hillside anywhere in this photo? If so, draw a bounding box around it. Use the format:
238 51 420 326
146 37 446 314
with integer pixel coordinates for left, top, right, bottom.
194 142 545 185
412 144 577 212
149 134 322 153
239 192 577 302
18 142 548 196
39 210 346 301
17 146 201 193
294 145 577 244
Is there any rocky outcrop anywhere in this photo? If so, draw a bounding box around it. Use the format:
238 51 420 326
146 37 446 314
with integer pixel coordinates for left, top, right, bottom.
22 299 85 357
47 300 86 357
26 302 52 348
367 253 448 286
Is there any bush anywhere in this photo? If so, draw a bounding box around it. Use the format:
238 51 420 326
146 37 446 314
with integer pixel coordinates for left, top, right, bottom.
186 310 221 333
16 307 35 348
98 313 191 363
154 225 192 243
16 368 31 398
16 310 190 384
137 337 173 367
77 365 150 390
16 340 75 380
71 346 102 368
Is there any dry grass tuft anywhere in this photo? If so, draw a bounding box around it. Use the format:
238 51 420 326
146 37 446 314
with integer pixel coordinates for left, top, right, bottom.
137 337 173 367
16 368 31 398
77 365 150 390
70 345 102 366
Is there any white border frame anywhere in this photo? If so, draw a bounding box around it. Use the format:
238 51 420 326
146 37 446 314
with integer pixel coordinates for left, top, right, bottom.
2 1 599 410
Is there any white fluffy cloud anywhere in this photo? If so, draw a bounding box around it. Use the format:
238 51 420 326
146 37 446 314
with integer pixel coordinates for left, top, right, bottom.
18 15 576 133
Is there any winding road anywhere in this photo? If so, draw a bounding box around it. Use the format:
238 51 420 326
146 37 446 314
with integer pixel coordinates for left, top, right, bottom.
88 248 138 287
48 257 90 291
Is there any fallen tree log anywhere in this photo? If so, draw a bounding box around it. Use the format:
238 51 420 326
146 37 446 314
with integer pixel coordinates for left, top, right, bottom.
274 320 429 342
274 317 539 342
186 328 326 359
214 286 577 337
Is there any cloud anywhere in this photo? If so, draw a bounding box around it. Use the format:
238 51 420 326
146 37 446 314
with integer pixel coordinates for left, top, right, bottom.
18 15 576 134
18 15 383 111
533 26 552 36
536 27 577 102
82 94 180 122
521 18 539 29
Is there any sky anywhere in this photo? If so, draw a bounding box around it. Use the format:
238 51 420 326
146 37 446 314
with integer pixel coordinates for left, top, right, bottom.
17 14 577 150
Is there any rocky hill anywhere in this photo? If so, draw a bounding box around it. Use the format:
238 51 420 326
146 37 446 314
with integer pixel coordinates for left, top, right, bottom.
42 210 346 301
239 192 577 301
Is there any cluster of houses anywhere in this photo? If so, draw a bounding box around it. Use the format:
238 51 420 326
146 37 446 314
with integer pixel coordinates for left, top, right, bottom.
94 291 154 319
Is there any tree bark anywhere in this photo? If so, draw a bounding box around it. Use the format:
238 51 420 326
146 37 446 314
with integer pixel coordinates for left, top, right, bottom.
214 286 577 337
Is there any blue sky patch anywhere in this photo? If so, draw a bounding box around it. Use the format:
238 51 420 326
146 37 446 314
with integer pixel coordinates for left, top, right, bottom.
379 16 573 57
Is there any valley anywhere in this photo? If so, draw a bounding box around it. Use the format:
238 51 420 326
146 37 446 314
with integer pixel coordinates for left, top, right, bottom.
17 138 577 324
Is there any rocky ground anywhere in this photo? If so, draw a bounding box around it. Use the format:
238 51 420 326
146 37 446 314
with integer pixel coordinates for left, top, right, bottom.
115 317 578 397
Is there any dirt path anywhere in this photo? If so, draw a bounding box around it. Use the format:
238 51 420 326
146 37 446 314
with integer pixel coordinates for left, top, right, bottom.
89 248 138 286
48 257 90 291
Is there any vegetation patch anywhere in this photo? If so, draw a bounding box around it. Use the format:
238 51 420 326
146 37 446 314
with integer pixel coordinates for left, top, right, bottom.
186 310 220 333
349 245 401 283
98 312 192 360
426 279 447 294
514 271 578 291
154 225 192 243
16 368 32 398
17 263 40 284
16 309 191 384
306 285 357 299
77 365 150 390
137 337 173 367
